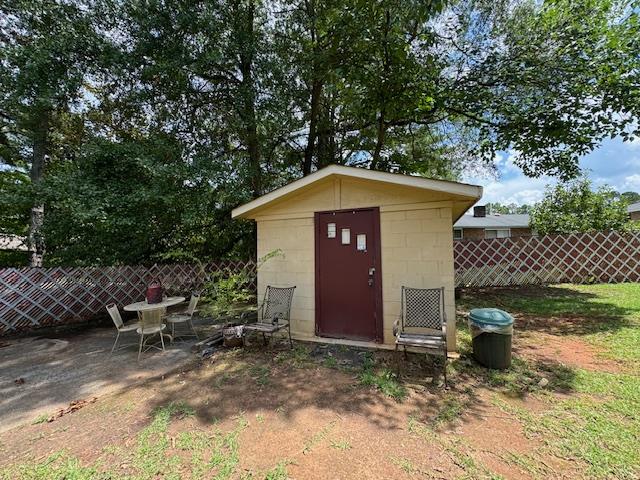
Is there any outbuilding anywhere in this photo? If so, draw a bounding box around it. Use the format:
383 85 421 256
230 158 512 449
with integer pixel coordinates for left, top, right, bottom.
232 165 482 351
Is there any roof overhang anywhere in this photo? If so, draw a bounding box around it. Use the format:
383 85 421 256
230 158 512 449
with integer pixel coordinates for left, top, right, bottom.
232 165 482 220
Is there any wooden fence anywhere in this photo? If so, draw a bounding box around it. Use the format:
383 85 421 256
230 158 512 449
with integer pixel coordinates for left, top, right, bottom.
454 230 640 287
0 261 255 336
2 231 639 336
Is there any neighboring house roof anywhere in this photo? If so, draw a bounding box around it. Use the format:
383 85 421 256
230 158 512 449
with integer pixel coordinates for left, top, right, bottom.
232 164 483 220
628 202 640 214
454 214 530 229
0 234 27 251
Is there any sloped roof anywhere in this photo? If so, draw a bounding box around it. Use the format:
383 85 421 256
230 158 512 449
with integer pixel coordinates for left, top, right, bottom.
232 165 482 219
628 202 640 213
454 214 530 229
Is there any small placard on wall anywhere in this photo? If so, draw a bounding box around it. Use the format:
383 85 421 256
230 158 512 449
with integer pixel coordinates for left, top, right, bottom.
341 228 350 244
357 234 366 251
327 223 336 238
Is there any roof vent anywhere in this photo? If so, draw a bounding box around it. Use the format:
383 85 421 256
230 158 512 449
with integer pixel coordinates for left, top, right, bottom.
473 205 486 218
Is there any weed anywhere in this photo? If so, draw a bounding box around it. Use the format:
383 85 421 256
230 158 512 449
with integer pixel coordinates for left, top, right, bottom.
330 439 351 450
32 414 48 425
303 421 336 454
264 461 291 480
0 452 103 480
249 365 271 386
359 368 407 401
322 355 338 368
391 456 416 474
433 394 465 427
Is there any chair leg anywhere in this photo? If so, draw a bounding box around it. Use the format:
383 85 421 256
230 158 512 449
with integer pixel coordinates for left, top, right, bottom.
160 330 165 352
171 322 175 338
395 343 401 376
262 332 267 346
137 333 144 361
189 319 199 340
110 331 120 355
443 349 448 388
288 324 293 349
403 345 408 360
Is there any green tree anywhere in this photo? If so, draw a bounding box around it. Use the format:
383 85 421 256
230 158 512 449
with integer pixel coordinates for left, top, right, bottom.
530 177 633 235
486 203 531 215
0 0 112 266
618 191 640 204
2 0 640 268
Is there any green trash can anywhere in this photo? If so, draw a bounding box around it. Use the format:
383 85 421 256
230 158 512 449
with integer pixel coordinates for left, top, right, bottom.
469 308 514 369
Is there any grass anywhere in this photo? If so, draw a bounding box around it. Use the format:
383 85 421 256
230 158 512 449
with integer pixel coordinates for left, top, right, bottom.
458 283 640 479
459 283 640 363
263 461 291 480
3 283 639 480
330 439 351 450
302 421 336 454
31 414 48 425
537 370 640 479
248 365 271 386
407 415 503 479
359 368 407 401
1 402 250 480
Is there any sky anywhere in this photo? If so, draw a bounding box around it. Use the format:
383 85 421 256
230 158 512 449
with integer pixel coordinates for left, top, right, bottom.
462 137 640 206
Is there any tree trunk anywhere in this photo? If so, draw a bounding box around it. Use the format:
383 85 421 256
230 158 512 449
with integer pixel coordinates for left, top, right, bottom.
237 0 261 198
316 95 336 168
303 79 323 176
371 9 391 171
371 111 386 170
28 112 49 267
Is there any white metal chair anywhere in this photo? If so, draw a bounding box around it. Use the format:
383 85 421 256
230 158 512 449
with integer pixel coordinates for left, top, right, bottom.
137 309 168 360
393 286 448 386
164 293 200 341
106 303 140 354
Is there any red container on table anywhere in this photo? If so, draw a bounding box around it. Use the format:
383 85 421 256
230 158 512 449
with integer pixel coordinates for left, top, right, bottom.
146 280 164 304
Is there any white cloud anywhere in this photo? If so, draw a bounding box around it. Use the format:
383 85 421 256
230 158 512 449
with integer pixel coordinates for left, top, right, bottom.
622 174 640 191
467 175 553 205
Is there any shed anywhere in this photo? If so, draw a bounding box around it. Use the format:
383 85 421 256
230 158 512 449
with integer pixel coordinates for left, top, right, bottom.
232 165 482 351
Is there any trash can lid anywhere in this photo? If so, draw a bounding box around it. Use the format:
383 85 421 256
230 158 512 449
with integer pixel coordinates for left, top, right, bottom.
469 308 514 327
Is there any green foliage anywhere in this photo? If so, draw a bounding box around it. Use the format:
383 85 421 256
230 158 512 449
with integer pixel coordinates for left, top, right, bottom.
485 203 531 215
2 0 639 266
359 368 407 401
202 249 282 315
618 191 640 204
530 177 634 235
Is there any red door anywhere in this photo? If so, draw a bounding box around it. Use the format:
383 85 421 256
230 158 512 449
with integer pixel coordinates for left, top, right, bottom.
315 208 383 342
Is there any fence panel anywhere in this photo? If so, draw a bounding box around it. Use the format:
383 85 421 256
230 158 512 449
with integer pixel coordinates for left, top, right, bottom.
3 231 639 335
0 261 256 336
454 231 640 287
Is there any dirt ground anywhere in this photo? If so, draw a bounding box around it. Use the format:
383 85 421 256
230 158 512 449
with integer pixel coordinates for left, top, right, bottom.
0 287 636 479
0 322 611 479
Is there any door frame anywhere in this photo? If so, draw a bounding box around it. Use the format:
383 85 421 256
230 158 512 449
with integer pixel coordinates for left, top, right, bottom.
314 206 383 343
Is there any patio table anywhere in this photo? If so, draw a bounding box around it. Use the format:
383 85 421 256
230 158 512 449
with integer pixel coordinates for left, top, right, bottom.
124 296 186 340
123 296 186 314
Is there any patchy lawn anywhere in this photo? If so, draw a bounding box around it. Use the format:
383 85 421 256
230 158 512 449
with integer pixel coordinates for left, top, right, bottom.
0 283 638 480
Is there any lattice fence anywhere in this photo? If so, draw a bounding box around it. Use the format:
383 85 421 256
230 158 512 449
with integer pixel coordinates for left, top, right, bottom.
454 231 640 287
0 261 256 336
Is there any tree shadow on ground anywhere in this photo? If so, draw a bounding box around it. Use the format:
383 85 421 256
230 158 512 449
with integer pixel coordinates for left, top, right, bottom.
457 285 636 336
142 341 489 434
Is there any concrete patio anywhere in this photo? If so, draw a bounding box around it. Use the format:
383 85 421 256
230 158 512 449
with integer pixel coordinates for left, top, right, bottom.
0 316 220 433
